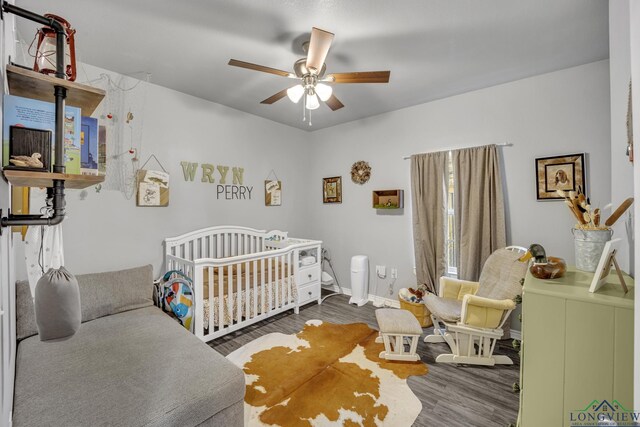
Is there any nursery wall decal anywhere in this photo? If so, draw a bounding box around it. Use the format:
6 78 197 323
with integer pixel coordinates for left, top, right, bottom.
180 161 253 200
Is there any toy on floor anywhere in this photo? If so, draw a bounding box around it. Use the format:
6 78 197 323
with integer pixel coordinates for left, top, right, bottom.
155 270 194 332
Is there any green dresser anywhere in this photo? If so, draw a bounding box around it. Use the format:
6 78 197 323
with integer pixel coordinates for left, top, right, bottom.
517 267 634 426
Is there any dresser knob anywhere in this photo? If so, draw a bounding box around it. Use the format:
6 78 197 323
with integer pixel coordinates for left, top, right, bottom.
308 291 312 295
308 274 312 278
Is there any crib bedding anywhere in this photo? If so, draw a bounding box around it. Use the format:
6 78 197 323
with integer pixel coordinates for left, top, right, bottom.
202 261 290 298
201 276 296 330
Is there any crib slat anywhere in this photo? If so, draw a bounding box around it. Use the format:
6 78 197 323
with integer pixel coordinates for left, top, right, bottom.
236 263 242 322
192 265 203 339
288 252 293 304
207 266 214 334
217 266 224 333
244 261 250 319
281 254 286 305
231 233 237 257
260 258 266 313
273 255 278 308
267 257 273 311
252 260 258 317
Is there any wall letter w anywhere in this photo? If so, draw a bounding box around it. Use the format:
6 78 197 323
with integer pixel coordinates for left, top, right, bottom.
181 161 199 181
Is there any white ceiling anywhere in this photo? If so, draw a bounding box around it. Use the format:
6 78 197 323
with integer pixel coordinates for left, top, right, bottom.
14 0 609 131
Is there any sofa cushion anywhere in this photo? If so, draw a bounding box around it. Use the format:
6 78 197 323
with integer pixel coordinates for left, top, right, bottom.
16 265 154 341
78 264 154 322
13 305 245 426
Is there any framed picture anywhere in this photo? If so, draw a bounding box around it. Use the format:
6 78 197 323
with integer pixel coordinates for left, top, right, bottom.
265 180 282 206
323 176 342 204
589 238 628 294
535 153 585 200
136 169 170 207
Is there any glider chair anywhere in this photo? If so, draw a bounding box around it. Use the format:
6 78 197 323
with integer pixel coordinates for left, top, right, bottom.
423 246 527 366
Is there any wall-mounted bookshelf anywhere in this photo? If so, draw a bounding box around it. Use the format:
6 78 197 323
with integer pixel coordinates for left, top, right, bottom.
3 170 104 190
6 65 105 116
3 65 106 189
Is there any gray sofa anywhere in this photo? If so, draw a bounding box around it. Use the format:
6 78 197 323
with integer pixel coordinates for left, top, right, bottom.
13 265 245 426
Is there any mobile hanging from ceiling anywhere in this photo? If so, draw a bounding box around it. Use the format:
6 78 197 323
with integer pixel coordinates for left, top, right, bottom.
228 27 390 125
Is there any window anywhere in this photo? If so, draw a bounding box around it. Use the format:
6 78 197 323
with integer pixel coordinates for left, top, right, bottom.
446 151 457 277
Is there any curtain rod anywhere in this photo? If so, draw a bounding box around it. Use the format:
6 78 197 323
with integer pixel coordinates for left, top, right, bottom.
403 142 513 160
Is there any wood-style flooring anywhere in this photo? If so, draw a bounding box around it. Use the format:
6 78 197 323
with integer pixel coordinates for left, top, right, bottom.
209 293 520 427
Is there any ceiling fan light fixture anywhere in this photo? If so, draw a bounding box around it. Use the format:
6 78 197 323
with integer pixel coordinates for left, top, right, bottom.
315 83 333 102
306 93 320 110
286 84 304 103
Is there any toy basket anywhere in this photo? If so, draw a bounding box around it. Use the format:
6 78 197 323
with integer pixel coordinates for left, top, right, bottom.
398 298 432 327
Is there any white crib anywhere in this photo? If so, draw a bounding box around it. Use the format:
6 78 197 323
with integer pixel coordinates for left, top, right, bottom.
164 225 321 342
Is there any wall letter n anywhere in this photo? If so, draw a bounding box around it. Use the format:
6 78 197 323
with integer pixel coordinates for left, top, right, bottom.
232 167 244 185
180 161 198 181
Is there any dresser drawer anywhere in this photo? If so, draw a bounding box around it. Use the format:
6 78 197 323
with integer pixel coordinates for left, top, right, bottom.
298 283 320 305
297 267 320 286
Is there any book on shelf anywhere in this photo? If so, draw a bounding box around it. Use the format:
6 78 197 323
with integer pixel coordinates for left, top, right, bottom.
80 116 98 175
3 94 82 174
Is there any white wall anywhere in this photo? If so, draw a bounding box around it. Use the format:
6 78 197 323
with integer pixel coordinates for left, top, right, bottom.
1 4 17 426
307 60 612 332
15 63 313 278
610 0 635 274
629 0 640 412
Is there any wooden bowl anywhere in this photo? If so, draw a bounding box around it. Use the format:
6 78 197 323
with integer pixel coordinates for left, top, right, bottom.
529 256 567 280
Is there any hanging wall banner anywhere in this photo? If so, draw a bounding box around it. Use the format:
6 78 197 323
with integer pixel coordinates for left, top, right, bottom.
180 161 253 200
265 180 282 206
137 169 169 206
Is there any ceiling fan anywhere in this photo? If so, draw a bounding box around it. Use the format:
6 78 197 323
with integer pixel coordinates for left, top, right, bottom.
228 27 390 115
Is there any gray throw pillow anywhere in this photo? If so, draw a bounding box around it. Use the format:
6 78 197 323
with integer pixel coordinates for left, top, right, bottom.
34 267 81 341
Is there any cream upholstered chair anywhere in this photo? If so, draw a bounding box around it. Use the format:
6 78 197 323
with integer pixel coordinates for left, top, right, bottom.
423 246 527 366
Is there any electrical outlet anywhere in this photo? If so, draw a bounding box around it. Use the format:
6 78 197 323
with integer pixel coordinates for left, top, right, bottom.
391 268 397 279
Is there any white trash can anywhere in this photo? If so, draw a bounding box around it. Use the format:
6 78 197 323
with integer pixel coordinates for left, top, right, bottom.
349 255 369 306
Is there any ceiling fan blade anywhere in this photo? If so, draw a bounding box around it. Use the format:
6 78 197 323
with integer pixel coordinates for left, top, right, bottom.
326 71 391 83
260 88 289 104
228 59 292 77
325 94 344 111
306 27 334 74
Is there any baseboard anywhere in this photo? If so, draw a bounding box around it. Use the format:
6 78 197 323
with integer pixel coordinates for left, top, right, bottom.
332 286 400 308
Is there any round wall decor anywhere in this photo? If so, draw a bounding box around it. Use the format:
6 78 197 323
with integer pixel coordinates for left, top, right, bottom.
350 161 371 185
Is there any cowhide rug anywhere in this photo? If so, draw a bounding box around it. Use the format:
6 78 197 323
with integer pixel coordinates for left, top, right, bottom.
227 320 428 426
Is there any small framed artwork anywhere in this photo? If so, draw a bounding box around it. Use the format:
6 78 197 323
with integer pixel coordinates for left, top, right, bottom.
535 153 585 200
265 180 282 206
136 169 170 207
323 176 342 204
589 238 628 294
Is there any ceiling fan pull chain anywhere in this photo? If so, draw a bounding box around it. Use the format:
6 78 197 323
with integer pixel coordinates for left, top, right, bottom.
303 95 307 122
308 109 312 127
